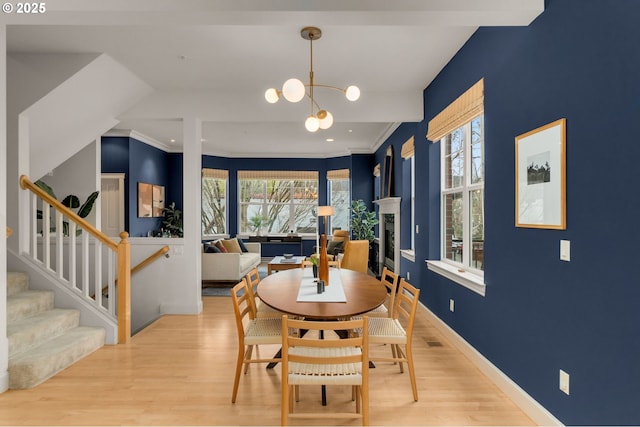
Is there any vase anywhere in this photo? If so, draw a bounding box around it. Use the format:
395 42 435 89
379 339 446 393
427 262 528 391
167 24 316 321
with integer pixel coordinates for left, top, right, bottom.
319 234 329 285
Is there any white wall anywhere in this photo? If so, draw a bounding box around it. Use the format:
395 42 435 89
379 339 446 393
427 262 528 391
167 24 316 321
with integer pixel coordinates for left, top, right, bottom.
1 24 10 394
128 238 200 333
37 142 100 227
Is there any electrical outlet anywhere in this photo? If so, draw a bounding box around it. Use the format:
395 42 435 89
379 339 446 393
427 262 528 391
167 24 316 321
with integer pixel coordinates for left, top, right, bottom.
449 299 455 312
559 369 570 395
173 246 184 255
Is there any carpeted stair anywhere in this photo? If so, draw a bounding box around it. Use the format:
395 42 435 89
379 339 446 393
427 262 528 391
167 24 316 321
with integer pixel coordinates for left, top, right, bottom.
6 271 105 389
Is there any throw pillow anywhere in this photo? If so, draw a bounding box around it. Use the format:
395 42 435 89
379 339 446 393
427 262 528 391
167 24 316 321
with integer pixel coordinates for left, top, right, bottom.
221 237 243 253
204 243 221 253
214 240 228 253
327 240 344 255
236 238 249 253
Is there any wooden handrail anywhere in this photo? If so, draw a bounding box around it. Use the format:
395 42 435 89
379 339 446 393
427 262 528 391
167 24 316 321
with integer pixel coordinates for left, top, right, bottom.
5 227 11 237
21 174 131 344
20 175 117 251
95 245 170 297
131 245 170 275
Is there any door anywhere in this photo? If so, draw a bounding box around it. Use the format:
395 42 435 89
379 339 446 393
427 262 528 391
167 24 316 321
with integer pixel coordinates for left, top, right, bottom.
101 173 125 238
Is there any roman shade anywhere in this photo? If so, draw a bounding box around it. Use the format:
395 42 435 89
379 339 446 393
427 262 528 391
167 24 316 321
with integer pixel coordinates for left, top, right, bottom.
401 136 415 159
327 169 350 180
237 170 318 180
427 78 484 143
202 168 228 179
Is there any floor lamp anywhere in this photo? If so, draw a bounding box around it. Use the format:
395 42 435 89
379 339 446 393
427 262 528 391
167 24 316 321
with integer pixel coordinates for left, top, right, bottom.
316 205 334 254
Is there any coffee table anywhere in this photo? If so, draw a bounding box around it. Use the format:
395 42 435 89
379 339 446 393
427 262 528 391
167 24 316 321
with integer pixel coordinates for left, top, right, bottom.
267 255 306 275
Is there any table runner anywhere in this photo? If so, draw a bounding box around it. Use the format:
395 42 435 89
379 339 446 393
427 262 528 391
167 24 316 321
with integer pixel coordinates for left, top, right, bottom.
296 268 347 302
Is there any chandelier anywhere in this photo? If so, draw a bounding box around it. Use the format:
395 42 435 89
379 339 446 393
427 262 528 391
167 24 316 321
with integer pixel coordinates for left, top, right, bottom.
264 27 360 132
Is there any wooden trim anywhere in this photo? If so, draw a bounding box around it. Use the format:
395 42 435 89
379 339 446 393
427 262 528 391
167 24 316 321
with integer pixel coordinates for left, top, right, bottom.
131 245 170 275
20 175 117 251
117 232 131 344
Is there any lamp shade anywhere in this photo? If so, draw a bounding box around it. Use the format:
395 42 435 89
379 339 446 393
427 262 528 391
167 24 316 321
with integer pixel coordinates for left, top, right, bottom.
317 205 335 217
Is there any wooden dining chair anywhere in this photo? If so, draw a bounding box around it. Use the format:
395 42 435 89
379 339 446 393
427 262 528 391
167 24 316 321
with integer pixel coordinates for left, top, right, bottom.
367 278 420 401
245 267 283 318
230 278 282 403
364 267 399 318
281 315 370 426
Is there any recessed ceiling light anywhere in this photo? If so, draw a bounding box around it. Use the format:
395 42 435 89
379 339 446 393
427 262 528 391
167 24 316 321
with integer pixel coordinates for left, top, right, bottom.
200 138 207 142
170 139 176 143
326 138 334 142
348 129 353 133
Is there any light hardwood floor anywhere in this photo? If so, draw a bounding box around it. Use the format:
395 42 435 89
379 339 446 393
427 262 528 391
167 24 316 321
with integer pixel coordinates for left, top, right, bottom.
0 296 535 426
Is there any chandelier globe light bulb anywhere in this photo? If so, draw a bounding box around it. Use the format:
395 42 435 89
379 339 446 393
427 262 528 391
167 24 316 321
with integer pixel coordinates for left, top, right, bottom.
345 85 361 101
282 78 306 103
305 115 320 132
318 110 333 129
264 88 280 103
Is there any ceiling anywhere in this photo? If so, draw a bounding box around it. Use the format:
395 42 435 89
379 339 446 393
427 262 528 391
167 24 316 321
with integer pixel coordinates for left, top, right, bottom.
3 0 544 158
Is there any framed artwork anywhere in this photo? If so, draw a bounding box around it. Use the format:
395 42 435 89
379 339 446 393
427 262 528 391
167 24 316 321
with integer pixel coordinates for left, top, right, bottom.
138 182 165 218
515 118 566 229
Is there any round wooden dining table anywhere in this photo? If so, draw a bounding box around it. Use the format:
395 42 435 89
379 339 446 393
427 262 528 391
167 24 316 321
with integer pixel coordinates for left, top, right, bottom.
257 267 387 320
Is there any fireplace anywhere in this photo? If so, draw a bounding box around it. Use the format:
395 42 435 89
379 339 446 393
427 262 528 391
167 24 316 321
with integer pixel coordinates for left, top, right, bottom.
383 214 395 270
374 197 400 275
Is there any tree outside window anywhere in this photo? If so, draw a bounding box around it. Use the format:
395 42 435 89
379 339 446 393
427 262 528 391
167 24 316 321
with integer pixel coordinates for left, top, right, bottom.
202 169 227 235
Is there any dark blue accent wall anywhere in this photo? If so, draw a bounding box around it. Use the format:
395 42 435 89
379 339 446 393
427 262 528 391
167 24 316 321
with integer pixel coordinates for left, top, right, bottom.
376 0 640 424
102 137 176 237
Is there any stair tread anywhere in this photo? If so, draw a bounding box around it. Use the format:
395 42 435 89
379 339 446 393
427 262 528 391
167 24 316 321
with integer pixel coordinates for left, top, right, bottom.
7 290 55 323
8 309 81 357
9 326 106 389
7 272 29 296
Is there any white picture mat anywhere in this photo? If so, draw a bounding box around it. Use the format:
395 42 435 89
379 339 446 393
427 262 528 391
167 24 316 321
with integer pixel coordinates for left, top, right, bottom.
516 119 566 228
296 268 346 302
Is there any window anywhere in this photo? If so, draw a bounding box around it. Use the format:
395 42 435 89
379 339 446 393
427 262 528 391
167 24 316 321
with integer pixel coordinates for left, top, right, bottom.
202 168 227 236
441 116 484 272
327 169 350 232
426 78 485 295
238 171 318 234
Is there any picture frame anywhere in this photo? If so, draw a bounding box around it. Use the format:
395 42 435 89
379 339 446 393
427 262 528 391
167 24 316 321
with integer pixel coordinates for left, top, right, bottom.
515 118 566 229
138 182 165 218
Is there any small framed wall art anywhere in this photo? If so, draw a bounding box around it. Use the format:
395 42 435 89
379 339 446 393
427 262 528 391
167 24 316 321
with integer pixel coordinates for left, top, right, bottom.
515 118 566 229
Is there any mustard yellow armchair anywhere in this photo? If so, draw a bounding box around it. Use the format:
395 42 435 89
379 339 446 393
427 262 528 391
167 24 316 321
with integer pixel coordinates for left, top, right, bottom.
340 240 370 273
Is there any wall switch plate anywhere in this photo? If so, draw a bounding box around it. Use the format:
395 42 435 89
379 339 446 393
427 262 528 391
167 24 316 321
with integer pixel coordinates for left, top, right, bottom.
416 225 419 234
407 271 411 280
559 369 570 395
449 299 455 312
560 240 570 261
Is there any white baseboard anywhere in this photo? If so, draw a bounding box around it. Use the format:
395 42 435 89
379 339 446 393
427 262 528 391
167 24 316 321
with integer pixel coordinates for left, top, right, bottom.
0 370 7 394
420 302 563 426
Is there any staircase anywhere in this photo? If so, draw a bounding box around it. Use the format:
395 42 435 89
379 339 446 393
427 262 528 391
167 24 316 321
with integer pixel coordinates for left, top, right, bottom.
7 271 106 389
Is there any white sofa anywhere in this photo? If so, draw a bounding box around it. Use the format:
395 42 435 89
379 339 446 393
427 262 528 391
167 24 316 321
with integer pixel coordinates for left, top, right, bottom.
202 242 261 282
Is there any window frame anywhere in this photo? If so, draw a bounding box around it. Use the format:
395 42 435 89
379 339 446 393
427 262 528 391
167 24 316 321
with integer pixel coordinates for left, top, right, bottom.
237 174 319 235
327 171 350 233
201 170 228 238
427 115 486 296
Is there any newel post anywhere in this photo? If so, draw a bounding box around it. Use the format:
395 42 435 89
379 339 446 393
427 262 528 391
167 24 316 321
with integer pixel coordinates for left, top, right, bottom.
117 231 131 343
